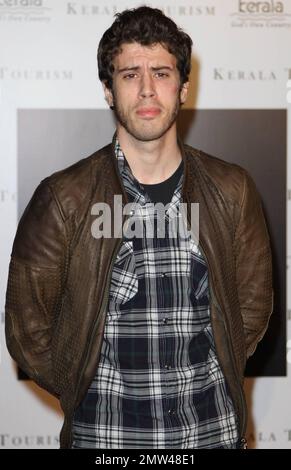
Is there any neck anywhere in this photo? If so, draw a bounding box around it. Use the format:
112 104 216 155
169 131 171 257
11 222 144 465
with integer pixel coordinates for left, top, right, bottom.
117 126 182 184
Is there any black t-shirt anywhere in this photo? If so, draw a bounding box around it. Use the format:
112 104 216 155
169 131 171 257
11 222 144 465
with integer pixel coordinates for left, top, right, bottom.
141 160 184 205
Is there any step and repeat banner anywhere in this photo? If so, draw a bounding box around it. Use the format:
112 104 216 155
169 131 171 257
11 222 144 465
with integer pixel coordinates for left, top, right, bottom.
0 0 290 449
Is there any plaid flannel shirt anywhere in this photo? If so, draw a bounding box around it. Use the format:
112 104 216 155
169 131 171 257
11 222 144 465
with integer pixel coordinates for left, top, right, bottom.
72 140 238 449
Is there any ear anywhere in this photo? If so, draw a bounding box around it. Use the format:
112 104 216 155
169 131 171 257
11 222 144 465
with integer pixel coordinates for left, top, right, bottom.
102 82 114 108
180 81 189 105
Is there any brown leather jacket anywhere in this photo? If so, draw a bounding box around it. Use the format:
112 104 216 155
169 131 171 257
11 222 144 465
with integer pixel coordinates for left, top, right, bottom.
5 134 273 448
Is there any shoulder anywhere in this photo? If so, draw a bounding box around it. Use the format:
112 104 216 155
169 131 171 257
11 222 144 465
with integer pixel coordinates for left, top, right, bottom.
38 143 112 220
184 143 253 207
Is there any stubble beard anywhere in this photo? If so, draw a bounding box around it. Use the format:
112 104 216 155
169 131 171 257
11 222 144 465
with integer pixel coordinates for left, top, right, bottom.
111 89 181 142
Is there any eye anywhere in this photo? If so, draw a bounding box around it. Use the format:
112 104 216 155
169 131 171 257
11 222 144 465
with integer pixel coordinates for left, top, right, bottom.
123 73 137 79
155 72 169 78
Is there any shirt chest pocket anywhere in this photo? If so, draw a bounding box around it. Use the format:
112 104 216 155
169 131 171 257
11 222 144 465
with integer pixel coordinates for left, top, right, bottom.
109 241 139 307
189 243 209 305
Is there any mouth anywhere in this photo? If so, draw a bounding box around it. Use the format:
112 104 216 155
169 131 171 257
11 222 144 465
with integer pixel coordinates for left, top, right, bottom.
136 107 161 118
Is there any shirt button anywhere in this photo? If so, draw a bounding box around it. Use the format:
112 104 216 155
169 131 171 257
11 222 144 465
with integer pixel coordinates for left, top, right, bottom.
168 409 175 415
129 209 135 216
162 318 168 324
164 364 172 370
161 272 167 277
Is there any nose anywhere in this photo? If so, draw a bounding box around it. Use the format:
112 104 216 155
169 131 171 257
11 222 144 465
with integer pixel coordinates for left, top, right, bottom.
139 72 156 99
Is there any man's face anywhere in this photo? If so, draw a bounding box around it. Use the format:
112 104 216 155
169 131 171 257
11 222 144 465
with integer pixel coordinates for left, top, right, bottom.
103 42 189 142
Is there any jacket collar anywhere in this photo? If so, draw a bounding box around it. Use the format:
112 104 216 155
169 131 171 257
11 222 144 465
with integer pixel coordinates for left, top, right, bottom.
108 130 199 205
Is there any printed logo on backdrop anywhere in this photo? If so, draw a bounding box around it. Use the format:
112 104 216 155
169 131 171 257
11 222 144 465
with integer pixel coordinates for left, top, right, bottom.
287 339 291 364
0 188 16 203
0 66 73 81
246 430 291 447
0 0 52 23
213 68 277 81
213 67 291 83
287 79 291 103
230 0 291 28
65 2 216 17
0 434 59 448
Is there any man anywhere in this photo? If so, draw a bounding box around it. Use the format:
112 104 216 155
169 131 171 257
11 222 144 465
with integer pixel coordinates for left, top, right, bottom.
5 6 273 449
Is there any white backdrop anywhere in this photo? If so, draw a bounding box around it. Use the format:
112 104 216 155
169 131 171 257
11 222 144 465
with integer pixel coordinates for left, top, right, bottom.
0 0 290 448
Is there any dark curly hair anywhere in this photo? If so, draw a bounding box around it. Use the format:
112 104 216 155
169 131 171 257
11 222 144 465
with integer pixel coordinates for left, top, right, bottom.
97 6 193 90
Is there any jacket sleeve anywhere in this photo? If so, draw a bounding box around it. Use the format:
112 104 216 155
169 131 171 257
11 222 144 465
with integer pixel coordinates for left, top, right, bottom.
5 179 67 397
234 170 273 359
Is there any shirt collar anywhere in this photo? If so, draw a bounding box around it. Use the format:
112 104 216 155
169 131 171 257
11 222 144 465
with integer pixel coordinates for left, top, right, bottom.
114 136 183 208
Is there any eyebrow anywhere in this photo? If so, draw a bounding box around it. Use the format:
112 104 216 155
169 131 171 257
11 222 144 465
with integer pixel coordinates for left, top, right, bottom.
117 65 174 74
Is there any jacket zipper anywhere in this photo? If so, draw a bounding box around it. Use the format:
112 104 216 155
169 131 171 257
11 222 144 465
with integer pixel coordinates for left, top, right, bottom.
200 239 247 440
186 206 247 444
68 225 126 446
